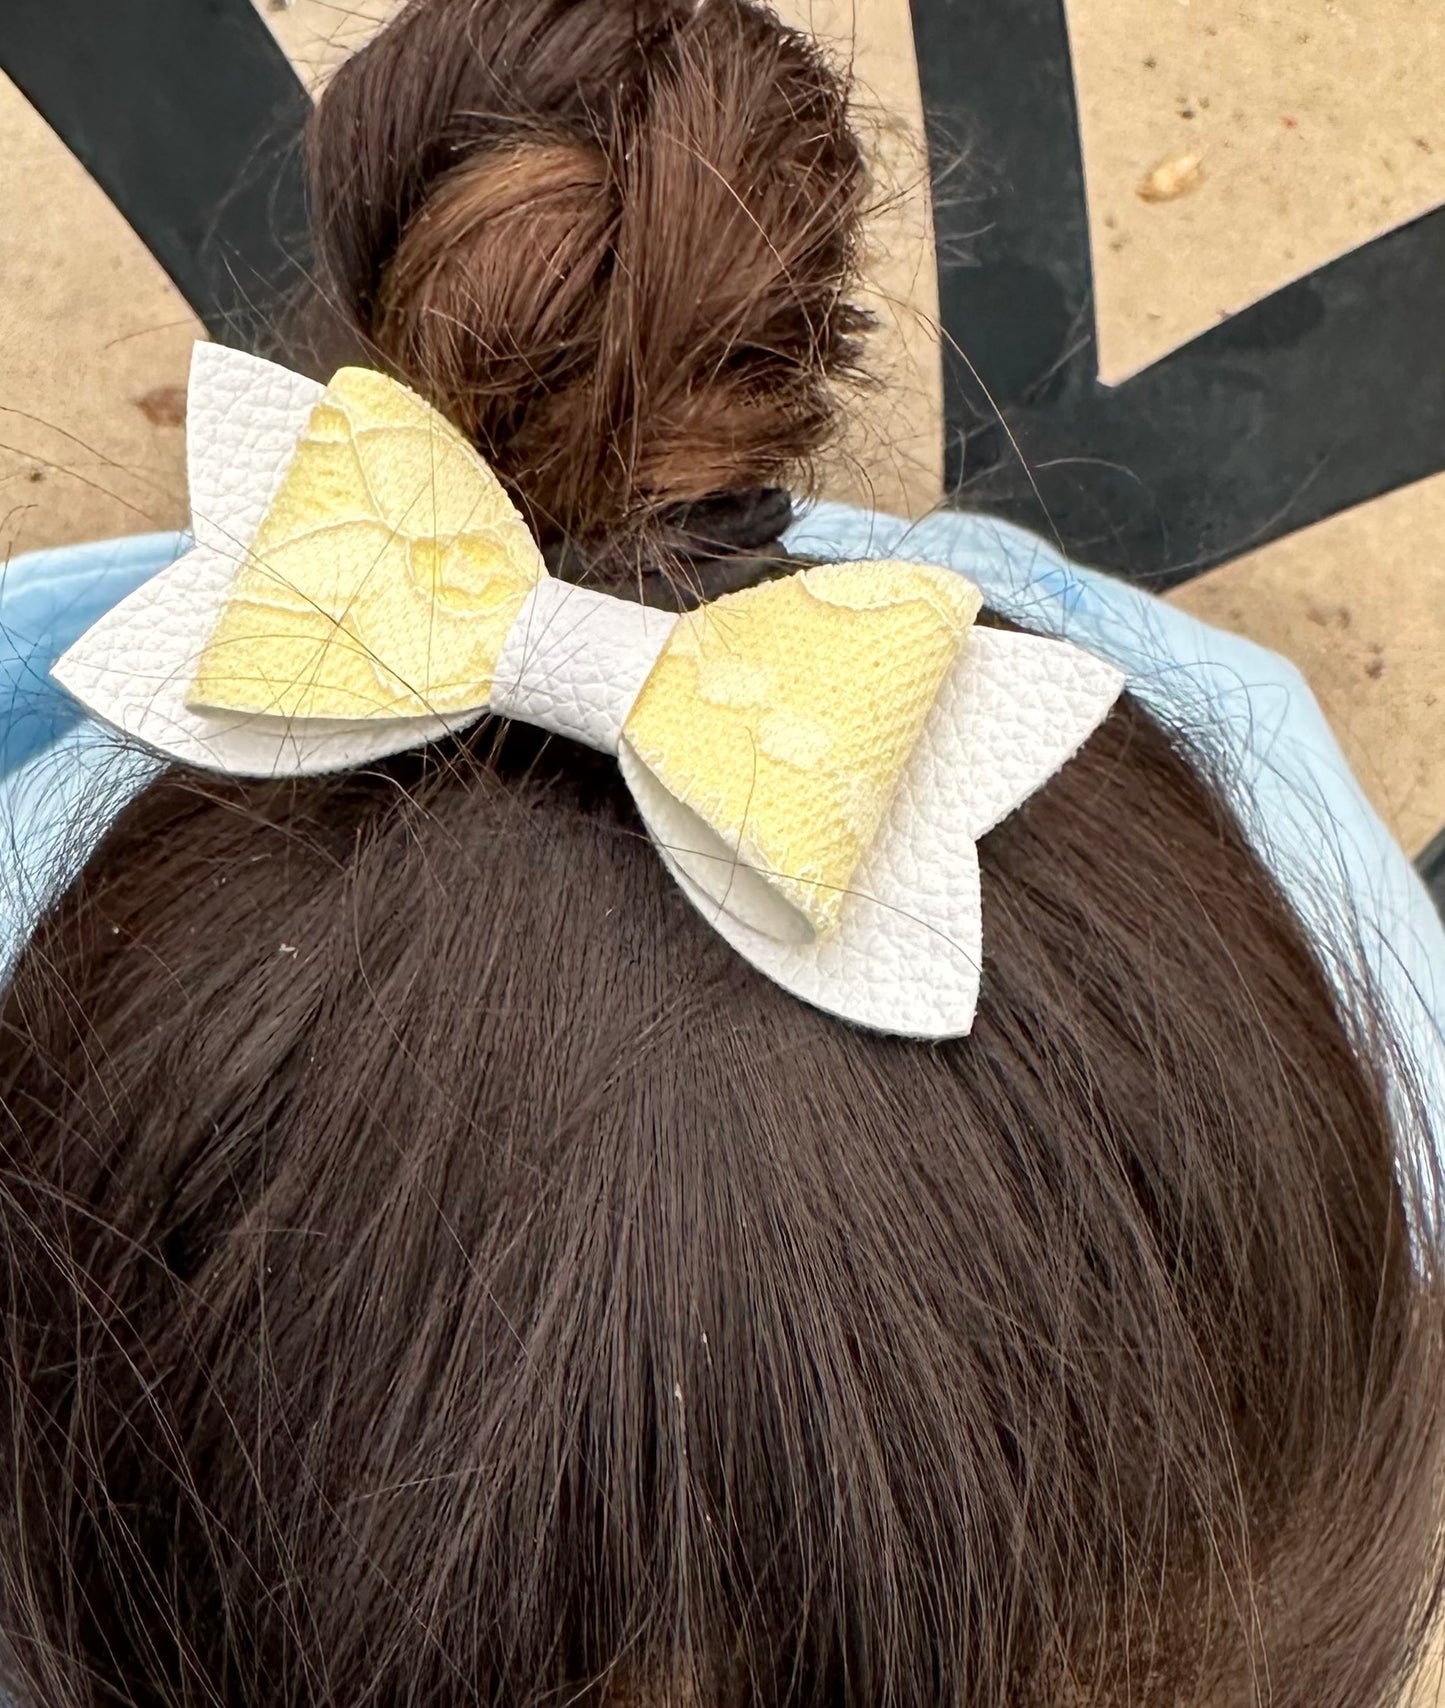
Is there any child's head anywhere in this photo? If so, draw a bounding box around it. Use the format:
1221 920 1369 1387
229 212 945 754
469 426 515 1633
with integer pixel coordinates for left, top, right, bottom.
0 4 1441 1706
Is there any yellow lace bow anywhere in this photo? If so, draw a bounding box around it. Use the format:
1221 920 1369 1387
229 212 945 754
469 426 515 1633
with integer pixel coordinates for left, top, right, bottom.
53 345 1125 1036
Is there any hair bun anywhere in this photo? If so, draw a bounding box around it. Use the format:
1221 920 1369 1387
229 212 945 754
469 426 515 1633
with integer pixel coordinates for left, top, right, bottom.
308 0 870 571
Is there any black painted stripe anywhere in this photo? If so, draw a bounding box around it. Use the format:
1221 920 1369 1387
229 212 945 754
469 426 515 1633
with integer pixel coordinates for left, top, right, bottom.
911 0 1445 590
909 0 1094 424
2 0 314 361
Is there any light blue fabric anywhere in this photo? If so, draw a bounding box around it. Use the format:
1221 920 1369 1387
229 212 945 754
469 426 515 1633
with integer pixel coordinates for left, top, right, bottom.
1 510 1441 1137
0 533 185 963
0 532 188 773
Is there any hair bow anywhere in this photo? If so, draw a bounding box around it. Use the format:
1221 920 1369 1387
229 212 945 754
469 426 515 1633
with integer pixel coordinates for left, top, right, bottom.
54 344 1124 1038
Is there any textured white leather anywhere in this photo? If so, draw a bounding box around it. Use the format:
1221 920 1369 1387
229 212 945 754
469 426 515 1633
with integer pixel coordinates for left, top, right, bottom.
52 340 1128 1037
186 342 323 560
938 627 1125 840
490 580 677 755
50 542 479 776
53 345 474 775
622 626 1124 1037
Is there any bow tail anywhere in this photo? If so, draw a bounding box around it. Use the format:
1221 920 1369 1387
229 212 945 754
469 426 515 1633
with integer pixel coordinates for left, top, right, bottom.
51 542 474 778
617 622 1122 1039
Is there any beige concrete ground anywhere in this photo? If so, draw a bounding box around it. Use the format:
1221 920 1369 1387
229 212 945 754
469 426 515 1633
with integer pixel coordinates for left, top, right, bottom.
0 70 199 561
1067 0 1445 385
0 0 1440 863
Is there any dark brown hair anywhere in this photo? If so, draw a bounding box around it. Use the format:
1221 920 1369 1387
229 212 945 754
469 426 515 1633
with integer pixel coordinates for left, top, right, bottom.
0 3 1441 1706
308 0 870 576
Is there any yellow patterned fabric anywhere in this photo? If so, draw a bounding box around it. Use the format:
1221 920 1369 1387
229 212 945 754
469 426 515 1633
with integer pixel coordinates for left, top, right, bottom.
186 365 982 941
622 561 981 934
189 368 546 720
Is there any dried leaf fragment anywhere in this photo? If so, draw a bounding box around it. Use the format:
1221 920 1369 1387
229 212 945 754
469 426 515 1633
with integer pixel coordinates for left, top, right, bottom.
134 386 187 428
1136 152 1204 202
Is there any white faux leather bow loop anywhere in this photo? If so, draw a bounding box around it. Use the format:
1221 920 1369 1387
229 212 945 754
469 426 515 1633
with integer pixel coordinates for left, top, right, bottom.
52 343 1126 1039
